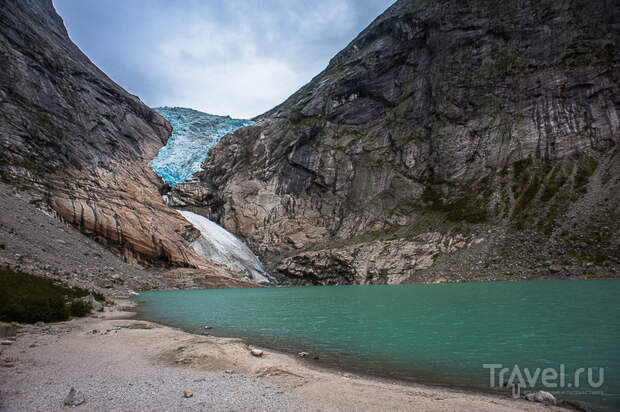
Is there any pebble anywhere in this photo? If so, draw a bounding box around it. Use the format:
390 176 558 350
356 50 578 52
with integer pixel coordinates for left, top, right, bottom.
64 387 86 406
183 389 193 398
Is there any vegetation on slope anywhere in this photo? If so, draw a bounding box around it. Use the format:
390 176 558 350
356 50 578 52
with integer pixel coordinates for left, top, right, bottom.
0 266 105 323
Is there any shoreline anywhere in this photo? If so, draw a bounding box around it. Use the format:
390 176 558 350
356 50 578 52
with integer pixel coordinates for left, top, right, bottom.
0 300 569 411
132 297 508 400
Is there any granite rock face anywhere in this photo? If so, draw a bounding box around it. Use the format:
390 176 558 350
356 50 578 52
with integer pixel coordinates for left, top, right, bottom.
173 0 619 284
0 0 227 273
277 232 478 285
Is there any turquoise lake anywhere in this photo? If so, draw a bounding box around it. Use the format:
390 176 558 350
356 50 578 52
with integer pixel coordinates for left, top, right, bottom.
137 280 620 410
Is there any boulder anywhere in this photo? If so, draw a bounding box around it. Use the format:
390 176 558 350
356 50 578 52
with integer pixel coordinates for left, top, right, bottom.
183 389 193 398
250 349 264 357
560 399 591 412
0 322 17 338
90 298 104 312
525 390 557 405
81 295 103 312
64 387 86 407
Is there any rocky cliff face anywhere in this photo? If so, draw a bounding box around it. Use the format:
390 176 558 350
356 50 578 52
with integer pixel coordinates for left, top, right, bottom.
0 0 247 283
172 0 620 284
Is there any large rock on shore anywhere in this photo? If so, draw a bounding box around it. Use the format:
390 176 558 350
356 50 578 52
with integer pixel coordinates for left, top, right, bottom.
63 387 86 407
525 391 556 405
0 323 17 338
172 0 619 284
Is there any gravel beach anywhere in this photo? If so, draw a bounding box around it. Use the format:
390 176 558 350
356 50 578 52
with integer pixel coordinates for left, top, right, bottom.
0 302 568 411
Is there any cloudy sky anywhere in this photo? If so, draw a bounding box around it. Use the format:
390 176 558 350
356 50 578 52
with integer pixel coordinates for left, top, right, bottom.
53 0 395 118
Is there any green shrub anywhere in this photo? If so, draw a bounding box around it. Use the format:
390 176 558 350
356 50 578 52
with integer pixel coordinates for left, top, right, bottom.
540 167 566 202
514 176 541 215
69 300 92 317
444 195 488 224
0 266 94 323
422 185 488 223
92 291 106 303
574 157 597 189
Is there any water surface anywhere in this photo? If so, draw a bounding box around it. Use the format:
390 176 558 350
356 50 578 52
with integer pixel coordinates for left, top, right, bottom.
137 280 620 410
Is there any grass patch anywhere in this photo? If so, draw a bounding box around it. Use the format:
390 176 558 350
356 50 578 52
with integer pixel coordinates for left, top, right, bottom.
0 266 93 323
514 175 541 215
422 186 488 224
574 157 597 189
443 195 488 224
421 186 443 209
512 158 531 178
540 166 567 202
69 300 92 317
92 291 107 303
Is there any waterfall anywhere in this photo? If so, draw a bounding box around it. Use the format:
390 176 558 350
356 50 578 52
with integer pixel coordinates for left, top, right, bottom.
177 210 271 285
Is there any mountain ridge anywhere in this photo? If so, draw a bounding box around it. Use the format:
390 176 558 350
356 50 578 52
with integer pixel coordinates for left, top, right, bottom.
0 0 255 288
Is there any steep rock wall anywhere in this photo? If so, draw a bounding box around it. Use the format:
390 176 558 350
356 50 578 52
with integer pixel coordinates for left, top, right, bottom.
172 0 620 284
0 0 218 271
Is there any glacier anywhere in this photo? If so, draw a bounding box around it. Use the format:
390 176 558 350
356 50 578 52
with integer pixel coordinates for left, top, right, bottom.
147 106 270 284
151 107 253 187
178 210 271 285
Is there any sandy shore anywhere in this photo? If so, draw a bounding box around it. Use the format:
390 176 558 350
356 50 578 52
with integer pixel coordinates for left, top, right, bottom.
0 301 567 411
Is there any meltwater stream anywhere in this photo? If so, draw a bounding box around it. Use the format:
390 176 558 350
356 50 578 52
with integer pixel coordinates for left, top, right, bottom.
137 280 620 410
177 210 270 284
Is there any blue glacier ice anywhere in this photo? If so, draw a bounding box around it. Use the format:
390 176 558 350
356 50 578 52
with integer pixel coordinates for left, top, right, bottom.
151 107 253 187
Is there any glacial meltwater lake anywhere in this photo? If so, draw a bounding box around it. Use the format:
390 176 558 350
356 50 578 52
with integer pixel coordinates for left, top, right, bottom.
136 280 620 410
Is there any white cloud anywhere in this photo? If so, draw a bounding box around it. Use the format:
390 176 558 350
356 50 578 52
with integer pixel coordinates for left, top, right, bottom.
157 56 306 118
149 12 309 117
55 0 396 118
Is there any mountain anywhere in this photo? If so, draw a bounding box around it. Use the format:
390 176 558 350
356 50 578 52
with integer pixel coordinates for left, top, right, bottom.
172 0 620 284
0 0 254 287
